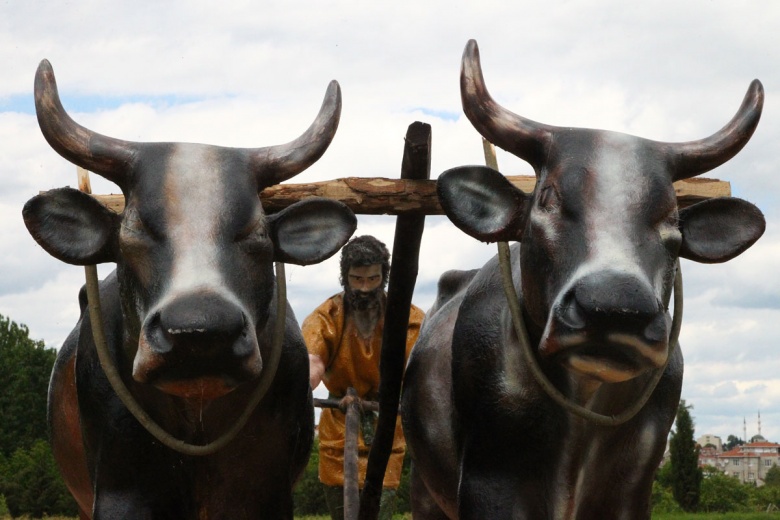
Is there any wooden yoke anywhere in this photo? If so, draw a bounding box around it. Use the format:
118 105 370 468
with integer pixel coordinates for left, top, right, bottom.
82 176 729 215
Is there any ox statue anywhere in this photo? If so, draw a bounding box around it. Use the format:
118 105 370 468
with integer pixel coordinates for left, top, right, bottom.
23 60 356 519
402 40 766 519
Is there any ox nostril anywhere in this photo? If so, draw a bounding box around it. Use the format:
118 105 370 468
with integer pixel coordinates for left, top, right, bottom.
143 312 173 354
558 296 586 330
643 312 669 344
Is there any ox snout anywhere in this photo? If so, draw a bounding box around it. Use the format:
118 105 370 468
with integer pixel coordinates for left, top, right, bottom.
133 292 263 399
539 271 670 383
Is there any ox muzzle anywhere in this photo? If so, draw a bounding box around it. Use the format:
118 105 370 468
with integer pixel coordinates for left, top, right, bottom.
539 270 670 383
134 291 262 399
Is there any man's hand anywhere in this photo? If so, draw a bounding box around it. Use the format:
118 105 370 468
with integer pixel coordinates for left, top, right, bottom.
309 354 326 390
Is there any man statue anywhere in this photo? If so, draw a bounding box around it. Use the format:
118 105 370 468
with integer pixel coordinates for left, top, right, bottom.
303 235 425 520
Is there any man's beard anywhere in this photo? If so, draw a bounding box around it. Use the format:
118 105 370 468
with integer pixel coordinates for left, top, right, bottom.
346 286 384 311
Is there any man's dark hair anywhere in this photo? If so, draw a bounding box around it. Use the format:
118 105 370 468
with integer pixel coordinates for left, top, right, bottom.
339 235 390 290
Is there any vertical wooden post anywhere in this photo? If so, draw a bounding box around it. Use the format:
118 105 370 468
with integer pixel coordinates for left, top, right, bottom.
359 122 431 519
77 167 92 194
482 138 499 171
343 387 361 520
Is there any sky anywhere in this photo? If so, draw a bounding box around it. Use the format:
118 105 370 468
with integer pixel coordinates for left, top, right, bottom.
1 0 779 443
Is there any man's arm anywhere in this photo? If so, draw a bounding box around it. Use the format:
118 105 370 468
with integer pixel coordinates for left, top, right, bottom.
302 296 343 391
309 354 326 390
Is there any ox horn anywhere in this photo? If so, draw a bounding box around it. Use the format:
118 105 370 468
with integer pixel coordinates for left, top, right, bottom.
663 80 764 180
250 80 342 188
460 40 552 170
35 60 136 188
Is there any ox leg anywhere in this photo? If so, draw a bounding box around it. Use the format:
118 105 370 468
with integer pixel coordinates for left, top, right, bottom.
410 466 452 520
457 441 550 520
88 434 191 519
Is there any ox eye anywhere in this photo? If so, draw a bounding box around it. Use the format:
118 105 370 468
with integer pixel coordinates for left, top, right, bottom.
235 218 267 241
235 218 270 253
657 211 682 254
538 186 560 212
655 210 679 230
121 211 160 242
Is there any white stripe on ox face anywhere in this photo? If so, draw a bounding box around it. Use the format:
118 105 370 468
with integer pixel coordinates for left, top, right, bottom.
586 133 648 279
542 135 655 322
157 144 243 310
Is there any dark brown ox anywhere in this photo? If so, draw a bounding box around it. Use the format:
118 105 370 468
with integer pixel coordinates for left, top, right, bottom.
401 40 766 520
23 60 356 519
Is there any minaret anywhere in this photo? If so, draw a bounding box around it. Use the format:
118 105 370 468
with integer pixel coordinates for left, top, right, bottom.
744 417 747 443
759 411 762 437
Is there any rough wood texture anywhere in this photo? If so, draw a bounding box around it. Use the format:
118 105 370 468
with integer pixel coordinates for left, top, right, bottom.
73 176 729 215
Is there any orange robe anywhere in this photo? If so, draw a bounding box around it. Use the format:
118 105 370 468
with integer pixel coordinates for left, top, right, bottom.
302 293 425 488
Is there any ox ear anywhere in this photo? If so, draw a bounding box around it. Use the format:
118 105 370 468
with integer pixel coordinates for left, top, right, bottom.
678 197 765 263
269 197 357 265
22 187 120 265
437 165 530 242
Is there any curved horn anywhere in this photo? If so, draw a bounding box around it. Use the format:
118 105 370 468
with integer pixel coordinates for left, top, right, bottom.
35 60 136 188
250 80 341 188
665 80 763 180
460 40 552 170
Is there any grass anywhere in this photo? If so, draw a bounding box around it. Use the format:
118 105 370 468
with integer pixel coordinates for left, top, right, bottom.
13 513 775 519
295 516 411 520
654 515 780 519
2 514 414 520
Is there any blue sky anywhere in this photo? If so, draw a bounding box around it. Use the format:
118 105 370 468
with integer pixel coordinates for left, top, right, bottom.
0 93 205 115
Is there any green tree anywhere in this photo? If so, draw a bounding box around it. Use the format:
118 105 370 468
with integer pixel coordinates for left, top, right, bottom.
765 464 780 487
293 438 328 515
699 471 749 512
0 313 56 456
0 440 77 517
0 313 77 517
394 452 412 513
651 479 682 514
656 460 673 489
724 434 745 452
750 482 780 512
669 400 702 512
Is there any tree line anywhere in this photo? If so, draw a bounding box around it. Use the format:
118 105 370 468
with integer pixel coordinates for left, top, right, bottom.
0 313 77 517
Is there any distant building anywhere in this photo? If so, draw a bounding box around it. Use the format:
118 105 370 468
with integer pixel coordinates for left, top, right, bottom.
697 434 723 452
699 438 780 486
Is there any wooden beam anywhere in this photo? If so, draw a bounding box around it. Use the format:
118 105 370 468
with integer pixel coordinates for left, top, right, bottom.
74 175 730 215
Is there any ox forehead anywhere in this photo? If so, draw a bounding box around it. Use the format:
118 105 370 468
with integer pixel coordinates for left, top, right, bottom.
24 59 357 399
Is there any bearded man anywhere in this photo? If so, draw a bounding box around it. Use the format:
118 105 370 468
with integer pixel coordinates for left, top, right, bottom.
303 235 425 520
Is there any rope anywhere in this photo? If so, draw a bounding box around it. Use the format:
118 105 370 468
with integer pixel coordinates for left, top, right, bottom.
497 241 683 426
84 262 287 456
